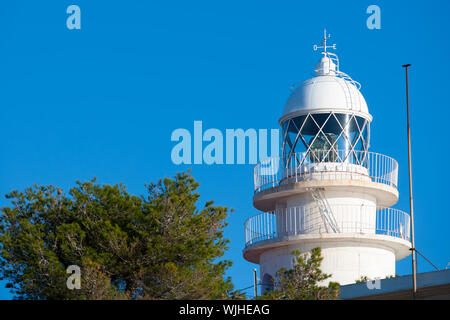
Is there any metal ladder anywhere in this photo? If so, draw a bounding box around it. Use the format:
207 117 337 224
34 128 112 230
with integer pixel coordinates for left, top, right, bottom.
309 188 340 233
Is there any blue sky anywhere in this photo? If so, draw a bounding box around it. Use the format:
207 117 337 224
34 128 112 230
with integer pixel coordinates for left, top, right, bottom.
0 0 449 299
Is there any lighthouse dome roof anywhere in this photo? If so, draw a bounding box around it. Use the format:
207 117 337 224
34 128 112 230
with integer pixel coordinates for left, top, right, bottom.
280 56 370 124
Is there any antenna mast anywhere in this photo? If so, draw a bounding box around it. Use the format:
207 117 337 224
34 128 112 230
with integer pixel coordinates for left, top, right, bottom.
402 63 417 300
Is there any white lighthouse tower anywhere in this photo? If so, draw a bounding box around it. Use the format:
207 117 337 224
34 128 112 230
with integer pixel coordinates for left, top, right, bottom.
244 31 411 288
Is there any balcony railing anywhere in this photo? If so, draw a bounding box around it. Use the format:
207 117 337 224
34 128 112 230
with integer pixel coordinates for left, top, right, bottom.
244 205 410 247
253 150 398 193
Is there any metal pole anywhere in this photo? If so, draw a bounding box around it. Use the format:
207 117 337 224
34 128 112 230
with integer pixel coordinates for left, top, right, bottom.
415 249 440 271
402 64 417 300
253 268 258 298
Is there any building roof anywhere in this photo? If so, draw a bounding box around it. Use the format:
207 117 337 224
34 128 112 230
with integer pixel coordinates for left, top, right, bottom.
340 269 450 300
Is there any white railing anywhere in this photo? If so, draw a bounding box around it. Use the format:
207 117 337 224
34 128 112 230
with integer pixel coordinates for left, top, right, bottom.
244 206 410 247
254 150 398 193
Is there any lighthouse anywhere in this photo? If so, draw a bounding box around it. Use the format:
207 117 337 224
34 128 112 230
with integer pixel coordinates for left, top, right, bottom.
243 31 412 288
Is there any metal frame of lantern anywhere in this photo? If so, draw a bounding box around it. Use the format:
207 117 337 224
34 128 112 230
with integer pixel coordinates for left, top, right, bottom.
281 111 371 169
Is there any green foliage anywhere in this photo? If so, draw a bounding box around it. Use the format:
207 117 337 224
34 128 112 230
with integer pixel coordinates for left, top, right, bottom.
0 172 242 300
356 273 399 283
355 276 370 283
258 248 340 300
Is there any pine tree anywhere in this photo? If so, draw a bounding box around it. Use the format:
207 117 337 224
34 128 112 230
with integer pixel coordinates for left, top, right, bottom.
258 248 340 300
0 172 242 299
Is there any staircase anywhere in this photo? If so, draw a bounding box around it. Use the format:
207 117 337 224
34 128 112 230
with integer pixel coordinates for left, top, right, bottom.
309 188 340 233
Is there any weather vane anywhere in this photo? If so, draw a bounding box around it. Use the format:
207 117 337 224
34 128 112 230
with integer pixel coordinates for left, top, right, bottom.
313 29 336 53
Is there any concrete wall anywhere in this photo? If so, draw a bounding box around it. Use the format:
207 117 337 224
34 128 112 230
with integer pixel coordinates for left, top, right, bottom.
274 191 377 236
259 241 396 286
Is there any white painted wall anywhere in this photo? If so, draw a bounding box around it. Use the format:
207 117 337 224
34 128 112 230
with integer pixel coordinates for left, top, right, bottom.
274 191 377 236
259 241 396 286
